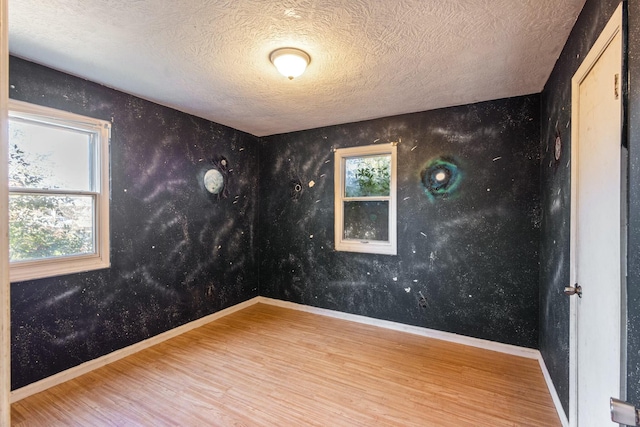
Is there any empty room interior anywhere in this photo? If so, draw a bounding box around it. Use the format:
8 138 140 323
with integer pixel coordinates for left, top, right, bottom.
4 0 640 425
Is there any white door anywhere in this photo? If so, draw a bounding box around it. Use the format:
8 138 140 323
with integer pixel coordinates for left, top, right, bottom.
570 4 623 426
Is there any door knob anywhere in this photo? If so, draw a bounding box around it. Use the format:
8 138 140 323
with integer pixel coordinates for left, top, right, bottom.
564 284 582 298
611 398 640 426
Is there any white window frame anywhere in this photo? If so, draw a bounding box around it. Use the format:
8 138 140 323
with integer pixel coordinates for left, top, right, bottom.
8 100 111 282
334 143 397 255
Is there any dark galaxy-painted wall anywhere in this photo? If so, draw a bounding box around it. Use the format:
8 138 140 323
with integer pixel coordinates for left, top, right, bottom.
539 0 624 415
9 57 260 390
259 95 541 349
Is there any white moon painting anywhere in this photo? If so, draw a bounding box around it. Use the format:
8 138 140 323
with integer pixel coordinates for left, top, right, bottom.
204 169 224 194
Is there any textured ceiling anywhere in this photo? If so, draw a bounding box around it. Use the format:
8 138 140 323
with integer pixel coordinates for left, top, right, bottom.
9 0 586 137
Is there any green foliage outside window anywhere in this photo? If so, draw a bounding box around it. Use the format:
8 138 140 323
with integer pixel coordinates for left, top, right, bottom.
9 128 93 262
345 155 391 197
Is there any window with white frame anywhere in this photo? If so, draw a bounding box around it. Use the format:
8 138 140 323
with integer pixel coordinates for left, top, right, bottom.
334 143 397 255
8 100 111 282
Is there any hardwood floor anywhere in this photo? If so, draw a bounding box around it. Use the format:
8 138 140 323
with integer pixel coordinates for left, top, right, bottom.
11 303 561 426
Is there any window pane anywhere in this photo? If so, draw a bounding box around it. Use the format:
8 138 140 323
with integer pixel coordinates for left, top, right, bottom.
9 194 94 261
9 119 95 191
345 155 391 197
343 201 389 241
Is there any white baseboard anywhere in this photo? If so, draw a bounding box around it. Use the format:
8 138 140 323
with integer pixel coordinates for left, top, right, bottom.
10 297 261 403
257 297 540 359
537 354 570 427
258 297 568 425
11 295 568 427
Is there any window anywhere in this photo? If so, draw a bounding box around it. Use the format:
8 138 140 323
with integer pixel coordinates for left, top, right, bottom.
8 100 111 282
334 143 397 255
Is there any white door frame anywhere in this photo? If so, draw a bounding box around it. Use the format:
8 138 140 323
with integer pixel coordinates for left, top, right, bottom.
569 3 624 426
0 0 10 424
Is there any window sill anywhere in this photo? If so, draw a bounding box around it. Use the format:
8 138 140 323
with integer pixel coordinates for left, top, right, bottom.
335 240 397 256
10 255 110 283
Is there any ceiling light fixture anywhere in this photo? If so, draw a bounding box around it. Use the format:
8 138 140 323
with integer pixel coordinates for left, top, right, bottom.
270 48 310 80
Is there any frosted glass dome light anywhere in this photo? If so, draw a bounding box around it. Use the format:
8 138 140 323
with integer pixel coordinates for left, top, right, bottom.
270 48 310 80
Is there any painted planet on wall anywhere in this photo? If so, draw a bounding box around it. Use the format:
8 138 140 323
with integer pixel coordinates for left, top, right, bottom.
204 168 224 194
420 157 462 201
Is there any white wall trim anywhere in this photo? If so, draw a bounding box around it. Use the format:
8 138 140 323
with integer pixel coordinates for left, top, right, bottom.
10 297 261 403
257 297 539 359
538 354 570 427
0 0 11 423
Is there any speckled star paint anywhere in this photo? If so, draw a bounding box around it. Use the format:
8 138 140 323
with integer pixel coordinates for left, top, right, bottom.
9 57 260 390
260 95 541 351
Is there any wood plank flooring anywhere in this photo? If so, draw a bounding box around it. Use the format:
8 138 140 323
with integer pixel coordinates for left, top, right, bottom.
11 303 561 426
